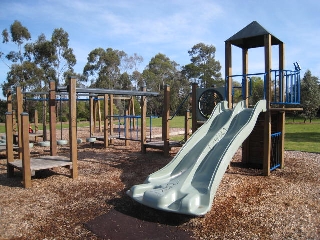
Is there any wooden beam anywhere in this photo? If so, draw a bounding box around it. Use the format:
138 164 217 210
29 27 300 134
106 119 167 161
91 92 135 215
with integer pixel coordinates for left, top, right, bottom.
104 94 109 148
109 94 114 145
140 87 147 153
16 86 23 159
42 94 47 141
225 41 232 108
21 112 32 188
191 83 198 133
279 43 285 169
242 48 249 105
49 81 57 156
69 77 78 179
263 34 272 176
163 85 170 157
5 112 14 177
184 110 190 141
125 110 129 147
89 96 94 137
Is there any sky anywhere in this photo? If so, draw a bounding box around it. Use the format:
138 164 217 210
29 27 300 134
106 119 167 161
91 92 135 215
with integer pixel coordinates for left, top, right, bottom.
0 0 319 97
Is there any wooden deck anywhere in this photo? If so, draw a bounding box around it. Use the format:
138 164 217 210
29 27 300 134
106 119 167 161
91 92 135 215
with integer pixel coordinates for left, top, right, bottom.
8 155 72 175
143 141 182 151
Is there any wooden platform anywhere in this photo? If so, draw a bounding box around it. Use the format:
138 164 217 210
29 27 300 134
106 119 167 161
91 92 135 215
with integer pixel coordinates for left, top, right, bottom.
143 141 182 151
13 132 43 143
8 155 72 175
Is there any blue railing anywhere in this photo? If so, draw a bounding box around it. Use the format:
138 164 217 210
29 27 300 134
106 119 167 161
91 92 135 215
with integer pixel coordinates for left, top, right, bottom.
271 69 301 105
270 132 282 171
226 69 301 105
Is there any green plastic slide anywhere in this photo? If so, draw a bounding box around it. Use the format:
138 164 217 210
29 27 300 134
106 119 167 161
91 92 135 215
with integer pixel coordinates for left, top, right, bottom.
127 100 266 216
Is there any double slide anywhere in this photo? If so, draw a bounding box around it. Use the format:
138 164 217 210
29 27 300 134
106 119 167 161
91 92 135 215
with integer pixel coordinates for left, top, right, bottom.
127 100 267 216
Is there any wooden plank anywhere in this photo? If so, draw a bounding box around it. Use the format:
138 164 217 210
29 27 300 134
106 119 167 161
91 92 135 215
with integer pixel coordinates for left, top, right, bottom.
49 81 57 156
8 155 72 172
21 112 32 188
143 141 182 150
69 77 78 179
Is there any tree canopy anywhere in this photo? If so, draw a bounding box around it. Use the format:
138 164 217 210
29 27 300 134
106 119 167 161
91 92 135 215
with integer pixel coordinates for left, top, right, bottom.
300 70 320 122
182 43 223 88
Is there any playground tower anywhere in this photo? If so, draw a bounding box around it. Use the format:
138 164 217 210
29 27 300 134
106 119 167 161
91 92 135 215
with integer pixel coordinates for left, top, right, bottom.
225 21 301 176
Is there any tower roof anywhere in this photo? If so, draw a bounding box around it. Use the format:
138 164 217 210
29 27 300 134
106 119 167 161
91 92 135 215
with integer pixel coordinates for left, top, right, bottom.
226 21 282 48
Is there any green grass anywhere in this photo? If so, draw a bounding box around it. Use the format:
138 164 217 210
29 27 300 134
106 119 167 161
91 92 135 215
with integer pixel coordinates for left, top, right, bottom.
1 115 319 153
284 120 320 153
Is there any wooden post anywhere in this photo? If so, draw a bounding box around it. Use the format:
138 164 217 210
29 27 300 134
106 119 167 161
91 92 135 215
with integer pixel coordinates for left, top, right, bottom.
7 90 12 112
42 94 47 141
98 99 102 132
263 34 272 176
125 110 129 147
21 112 32 188
16 86 23 159
109 94 114 145
140 87 147 153
242 48 249 163
279 42 285 169
191 83 198 133
242 48 249 105
225 41 233 109
103 94 109 147
93 98 97 133
163 85 170 157
89 96 94 137
34 110 38 132
5 112 14 177
184 110 190 141
69 77 78 179
49 81 57 156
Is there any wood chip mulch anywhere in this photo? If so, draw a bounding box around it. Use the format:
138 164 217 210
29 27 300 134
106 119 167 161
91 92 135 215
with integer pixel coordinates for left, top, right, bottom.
0 127 319 239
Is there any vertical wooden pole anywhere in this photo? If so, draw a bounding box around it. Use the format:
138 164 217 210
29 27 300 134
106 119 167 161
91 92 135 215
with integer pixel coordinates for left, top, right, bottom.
163 85 170 157
242 48 249 163
263 34 272 176
184 110 190 141
34 110 38 132
5 112 14 177
225 41 233 109
42 94 47 141
104 94 109 147
125 110 129 146
98 99 102 132
7 90 12 112
191 83 198 133
140 87 147 153
89 96 94 137
69 77 78 179
49 81 57 156
21 112 31 188
242 48 249 104
93 98 97 133
279 43 285 169
109 94 114 145
16 86 23 159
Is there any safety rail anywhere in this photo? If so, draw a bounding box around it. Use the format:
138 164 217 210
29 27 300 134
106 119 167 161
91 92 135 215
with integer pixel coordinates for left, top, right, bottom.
270 69 300 105
270 132 281 171
226 68 301 105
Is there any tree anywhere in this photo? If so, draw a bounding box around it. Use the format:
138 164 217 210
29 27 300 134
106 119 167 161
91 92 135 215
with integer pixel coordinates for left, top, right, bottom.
50 28 76 85
83 47 121 89
249 77 264 105
143 53 190 115
300 70 320 123
182 43 223 88
1 20 33 95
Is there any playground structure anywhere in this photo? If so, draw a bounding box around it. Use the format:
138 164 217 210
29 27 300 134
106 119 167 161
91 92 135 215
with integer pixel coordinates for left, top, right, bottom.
5 77 160 188
127 21 302 215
